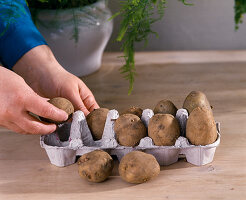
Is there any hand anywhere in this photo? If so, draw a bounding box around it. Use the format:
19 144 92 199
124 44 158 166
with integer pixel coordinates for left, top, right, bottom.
39 69 100 116
0 66 68 135
13 45 99 116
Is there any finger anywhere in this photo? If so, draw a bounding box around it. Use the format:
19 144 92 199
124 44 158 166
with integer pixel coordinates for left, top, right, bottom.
25 93 68 122
72 93 90 116
81 93 100 112
16 112 57 135
79 83 100 112
63 88 90 116
40 97 50 101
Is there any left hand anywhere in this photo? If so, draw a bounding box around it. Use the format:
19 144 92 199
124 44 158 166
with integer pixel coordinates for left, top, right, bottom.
13 45 99 116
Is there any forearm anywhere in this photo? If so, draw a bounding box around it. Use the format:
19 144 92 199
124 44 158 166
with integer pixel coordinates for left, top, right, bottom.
13 45 65 97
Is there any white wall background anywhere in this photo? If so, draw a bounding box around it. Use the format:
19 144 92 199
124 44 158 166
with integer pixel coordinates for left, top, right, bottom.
106 0 246 51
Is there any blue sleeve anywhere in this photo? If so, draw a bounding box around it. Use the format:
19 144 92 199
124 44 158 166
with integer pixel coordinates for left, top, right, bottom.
0 0 47 70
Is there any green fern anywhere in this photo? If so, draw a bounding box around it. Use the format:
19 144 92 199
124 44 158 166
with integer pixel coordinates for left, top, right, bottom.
111 0 191 95
234 0 246 30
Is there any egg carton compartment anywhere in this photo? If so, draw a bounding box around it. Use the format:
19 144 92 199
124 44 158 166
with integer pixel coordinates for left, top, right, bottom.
40 108 221 167
40 110 118 167
40 122 76 167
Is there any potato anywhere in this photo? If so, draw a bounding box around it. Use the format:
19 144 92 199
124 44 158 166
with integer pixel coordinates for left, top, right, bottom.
186 107 217 145
148 114 180 146
78 150 114 183
154 99 178 116
86 108 109 140
119 151 160 184
183 91 211 114
121 106 143 118
40 97 74 124
114 114 147 147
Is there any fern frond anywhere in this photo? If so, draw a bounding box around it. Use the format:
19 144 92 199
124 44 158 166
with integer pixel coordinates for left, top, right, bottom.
234 0 246 30
110 0 193 94
111 0 165 95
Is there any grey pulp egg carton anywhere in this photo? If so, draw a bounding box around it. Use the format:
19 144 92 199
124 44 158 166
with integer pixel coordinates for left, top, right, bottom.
40 109 221 167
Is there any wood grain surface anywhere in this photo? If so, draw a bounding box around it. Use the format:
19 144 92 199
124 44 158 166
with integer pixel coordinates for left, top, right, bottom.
0 51 245 200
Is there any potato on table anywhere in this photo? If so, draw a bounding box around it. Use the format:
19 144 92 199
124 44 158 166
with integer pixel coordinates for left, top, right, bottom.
119 151 160 184
78 150 114 183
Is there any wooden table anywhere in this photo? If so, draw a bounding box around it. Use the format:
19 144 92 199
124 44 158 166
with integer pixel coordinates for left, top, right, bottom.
0 51 246 200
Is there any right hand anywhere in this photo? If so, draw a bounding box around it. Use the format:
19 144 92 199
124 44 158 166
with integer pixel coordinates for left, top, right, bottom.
0 66 68 135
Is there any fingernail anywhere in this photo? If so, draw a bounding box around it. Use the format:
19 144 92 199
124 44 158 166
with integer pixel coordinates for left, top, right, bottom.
48 125 57 134
63 114 69 121
60 111 68 121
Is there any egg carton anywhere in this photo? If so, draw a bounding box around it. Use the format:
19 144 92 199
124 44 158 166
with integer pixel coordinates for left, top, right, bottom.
40 109 221 167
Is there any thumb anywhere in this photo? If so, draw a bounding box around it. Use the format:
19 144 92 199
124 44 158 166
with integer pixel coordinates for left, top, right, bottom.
25 93 68 122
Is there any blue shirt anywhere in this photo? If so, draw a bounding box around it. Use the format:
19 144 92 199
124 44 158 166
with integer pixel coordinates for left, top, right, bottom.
0 0 47 69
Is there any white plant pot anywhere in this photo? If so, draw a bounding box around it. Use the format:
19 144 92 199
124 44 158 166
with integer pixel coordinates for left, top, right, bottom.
35 0 113 76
